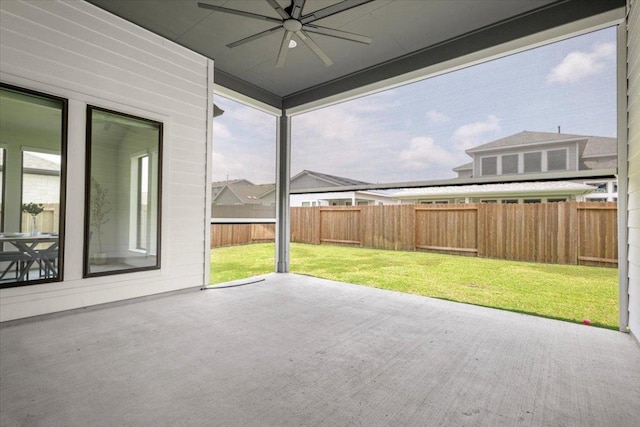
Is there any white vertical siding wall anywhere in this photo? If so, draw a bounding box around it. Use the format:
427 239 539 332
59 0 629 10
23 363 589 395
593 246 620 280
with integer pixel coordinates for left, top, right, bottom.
628 0 640 340
0 0 212 321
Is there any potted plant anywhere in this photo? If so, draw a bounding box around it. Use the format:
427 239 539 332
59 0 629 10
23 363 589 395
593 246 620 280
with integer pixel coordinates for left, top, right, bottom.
90 177 111 264
22 202 44 236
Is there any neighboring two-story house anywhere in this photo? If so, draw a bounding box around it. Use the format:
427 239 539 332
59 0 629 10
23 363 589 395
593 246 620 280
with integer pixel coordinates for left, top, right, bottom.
395 131 617 204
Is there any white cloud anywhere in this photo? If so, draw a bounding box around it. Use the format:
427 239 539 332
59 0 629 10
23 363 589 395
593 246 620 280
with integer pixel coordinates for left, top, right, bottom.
211 96 276 183
426 109 449 123
399 136 455 169
547 42 615 84
452 115 501 150
212 121 232 140
291 96 409 181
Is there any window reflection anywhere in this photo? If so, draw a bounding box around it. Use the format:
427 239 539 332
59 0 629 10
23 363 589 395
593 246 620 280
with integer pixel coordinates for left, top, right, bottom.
0 86 65 287
85 107 161 276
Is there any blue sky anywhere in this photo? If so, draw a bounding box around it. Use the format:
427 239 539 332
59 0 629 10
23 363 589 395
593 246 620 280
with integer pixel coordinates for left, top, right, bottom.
213 26 617 185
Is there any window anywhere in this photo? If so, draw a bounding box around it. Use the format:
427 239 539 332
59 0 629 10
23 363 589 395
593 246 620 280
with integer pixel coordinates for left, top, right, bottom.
501 154 518 175
301 202 311 207
523 152 542 173
85 107 162 277
481 156 497 176
481 199 497 203
21 150 61 235
503 199 519 204
547 149 567 171
588 182 608 193
548 198 567 203
0 85 66 288
523 199 541 204
128 152 160 257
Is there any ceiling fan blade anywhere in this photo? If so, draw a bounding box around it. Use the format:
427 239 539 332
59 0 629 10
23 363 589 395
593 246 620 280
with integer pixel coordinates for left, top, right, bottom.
265 0 290 19
300 0 375 24
276 31 294 68
198 2 281 24
290 0 307 19
227 26 284 48
296 30 333 67
302 24 372 44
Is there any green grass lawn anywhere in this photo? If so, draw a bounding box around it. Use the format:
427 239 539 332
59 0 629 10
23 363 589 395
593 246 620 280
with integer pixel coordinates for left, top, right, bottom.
210 243 619 329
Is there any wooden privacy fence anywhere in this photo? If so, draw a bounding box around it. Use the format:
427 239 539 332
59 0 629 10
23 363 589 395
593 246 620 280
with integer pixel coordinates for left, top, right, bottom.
212 202 618 267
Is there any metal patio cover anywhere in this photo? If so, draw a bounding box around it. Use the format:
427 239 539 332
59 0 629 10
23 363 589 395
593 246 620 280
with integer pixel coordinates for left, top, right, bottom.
87 0 623 111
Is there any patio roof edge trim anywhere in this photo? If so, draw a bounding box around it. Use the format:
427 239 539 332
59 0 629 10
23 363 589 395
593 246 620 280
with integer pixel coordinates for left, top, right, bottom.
214 70 282 112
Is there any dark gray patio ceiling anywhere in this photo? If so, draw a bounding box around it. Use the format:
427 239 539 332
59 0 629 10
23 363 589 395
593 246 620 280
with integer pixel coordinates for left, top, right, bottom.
87 0 624 111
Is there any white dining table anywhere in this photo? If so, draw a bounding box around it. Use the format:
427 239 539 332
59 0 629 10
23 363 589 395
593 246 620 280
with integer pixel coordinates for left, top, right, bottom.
0 233 59 281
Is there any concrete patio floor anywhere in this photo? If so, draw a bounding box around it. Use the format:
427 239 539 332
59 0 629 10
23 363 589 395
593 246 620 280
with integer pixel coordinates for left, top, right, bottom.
1 273 639 427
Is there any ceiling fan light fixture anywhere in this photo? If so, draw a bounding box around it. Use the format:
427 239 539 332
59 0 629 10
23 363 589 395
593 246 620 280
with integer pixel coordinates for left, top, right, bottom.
198 0 374 67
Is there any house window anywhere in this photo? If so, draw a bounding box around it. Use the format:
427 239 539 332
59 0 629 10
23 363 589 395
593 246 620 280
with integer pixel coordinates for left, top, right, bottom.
129 151 158 254
501 154 518 175
503 199 519 204
85 106 162 277
547 149 567 171
523 152 542 173
481 199 497 203
481 156 497 176
21 150 61 235
548 198 567 203
588 182 608 193
0 84 67 288
357 200 369 206
523 199 541 204
301 202 311 207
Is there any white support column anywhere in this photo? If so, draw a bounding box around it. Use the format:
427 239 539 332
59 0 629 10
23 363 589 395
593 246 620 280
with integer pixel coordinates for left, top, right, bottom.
616 22 629 332
204 59 215 287
275 113 291 273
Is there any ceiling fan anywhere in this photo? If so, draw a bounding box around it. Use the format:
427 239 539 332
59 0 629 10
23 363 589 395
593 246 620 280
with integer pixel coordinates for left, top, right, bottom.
197 0 374 68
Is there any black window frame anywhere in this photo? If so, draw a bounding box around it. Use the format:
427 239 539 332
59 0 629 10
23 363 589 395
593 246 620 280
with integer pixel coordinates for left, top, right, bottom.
0 83 67 289
83 105 163 278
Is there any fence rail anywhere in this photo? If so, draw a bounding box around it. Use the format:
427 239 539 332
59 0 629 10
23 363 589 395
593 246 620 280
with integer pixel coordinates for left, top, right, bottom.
211 202 617 267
